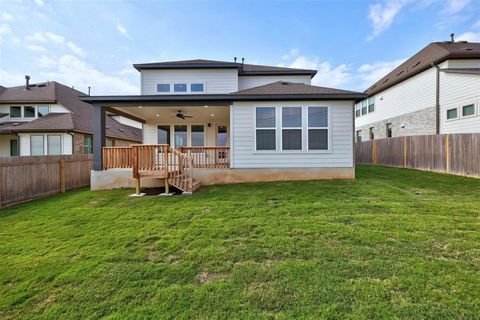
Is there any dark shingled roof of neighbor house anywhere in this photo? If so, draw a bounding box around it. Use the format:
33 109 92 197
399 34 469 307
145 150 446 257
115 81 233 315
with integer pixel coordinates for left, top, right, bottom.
365 41 480 96
0 81 142 141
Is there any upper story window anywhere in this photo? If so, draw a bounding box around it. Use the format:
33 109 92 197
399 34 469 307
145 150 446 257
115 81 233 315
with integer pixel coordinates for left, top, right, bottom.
174 83 187 93
446 108 458 120
361 100 367 115
368 97 375 113
157 84 170 93
355 104 361 117
462 104 475 117
9 105 50 119
190 83 204 92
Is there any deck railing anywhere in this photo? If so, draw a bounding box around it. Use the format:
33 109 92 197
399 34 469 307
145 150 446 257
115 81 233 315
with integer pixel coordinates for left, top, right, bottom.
167 147 194 192
131 144 169 179
179 146 230 168
102 147 133 169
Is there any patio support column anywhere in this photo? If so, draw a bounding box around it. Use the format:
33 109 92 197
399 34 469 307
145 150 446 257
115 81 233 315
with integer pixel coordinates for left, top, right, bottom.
93 104 106 171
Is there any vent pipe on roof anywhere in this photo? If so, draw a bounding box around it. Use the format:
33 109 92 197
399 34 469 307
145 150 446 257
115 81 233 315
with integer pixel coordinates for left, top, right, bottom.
88 86 91 96
241 57 245 71
450 33 455 42
25 75 30 90
234 57 237 63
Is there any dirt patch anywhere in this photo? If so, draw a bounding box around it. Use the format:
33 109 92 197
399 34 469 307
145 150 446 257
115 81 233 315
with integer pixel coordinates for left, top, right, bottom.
147 249 158 262
197 271 229 284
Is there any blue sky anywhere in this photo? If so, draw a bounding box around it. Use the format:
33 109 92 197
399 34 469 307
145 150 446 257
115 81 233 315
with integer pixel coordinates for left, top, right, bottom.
0 0 479 94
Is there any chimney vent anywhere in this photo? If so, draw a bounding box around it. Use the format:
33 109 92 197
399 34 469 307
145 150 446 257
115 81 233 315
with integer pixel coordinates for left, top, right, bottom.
88 86 91 95
25 75 30 90
450 33 455 42
234 57 237 63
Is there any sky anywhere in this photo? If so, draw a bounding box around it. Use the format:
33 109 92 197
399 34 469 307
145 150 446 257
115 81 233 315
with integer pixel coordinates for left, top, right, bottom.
0 0 479 95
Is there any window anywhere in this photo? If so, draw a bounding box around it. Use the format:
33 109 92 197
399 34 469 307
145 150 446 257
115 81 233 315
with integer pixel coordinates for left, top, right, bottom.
37 106 50 117
356 130 362 143
30 135 44 156
386 123 392 138
190 83 204 92
308 107 328 150
368 97 375 113
369 127 374 140
361 100 367 115
216 125 228 146
174 83 187 93
47 135 61 155
191 125 205 146
157 84 170 93
446 108 458 120
462 104 475 117
83 135 93 154
24 106 35 118
106 139 115 147
282 107 302 150
355 104 361 117
256 107 276 150
174 125 188 147
157 125 171 145
10 139 19 156
10 106 21 118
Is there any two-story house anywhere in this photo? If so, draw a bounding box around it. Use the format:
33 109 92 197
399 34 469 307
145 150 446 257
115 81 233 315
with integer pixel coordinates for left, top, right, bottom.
82 59 366 194
355 40 480 142
0 80 142 156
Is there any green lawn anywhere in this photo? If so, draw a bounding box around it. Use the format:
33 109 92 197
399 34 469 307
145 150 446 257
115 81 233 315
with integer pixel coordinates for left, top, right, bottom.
1 165 479 319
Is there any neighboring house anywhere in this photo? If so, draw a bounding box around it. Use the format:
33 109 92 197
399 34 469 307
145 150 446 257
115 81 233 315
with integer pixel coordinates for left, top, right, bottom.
82 59 366 192
355 40 480 142
0 80 142 156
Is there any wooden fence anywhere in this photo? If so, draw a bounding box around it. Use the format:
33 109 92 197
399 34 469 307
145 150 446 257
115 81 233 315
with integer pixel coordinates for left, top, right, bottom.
355 133 480 178
0 155 92 207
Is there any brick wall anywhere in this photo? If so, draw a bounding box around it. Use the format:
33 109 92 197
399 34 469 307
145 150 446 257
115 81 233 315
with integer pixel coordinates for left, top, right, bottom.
114 139 136 147
355 107 436 142
74 133 85 154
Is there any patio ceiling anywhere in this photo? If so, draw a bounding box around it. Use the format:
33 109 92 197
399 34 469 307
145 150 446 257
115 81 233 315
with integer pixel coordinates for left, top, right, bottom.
112 105 229 122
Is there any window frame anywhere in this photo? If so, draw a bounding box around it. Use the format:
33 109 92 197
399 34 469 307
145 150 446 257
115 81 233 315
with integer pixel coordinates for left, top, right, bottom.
368 97 375 113
461 103 476 118
190 124 206 147
173 83 188 93
83 135 93 154
9 106 22 118
30 135 45 156
47 134 62 155
281 107 302 151
156 83 170 93
307 106 330 151
254 106 277 151
386 123 393 138
190 83 205 93
446 107 459 121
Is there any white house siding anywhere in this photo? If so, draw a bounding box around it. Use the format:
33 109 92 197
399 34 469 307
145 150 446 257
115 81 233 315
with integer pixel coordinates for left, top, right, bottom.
238 75 311 91
140 69 239 95
231 100 354 169
356 66 438 129
440 59 480 134
111 116 143 129
0 135 17 156
18 133 73 156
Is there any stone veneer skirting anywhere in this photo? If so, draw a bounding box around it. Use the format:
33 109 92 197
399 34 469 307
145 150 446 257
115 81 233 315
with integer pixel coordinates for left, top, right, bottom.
91 167 355 191
356 107 436 141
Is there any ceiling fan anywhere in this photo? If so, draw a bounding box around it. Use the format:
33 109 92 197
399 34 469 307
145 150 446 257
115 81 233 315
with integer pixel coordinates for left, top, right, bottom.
176 110 193 120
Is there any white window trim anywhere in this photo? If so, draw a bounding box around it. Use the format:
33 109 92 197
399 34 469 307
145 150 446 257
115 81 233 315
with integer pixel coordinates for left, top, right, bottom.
460 102 477 119
47 134 62 155
156 82 206 95
157 123 207 147
281 107 303 151
253 105 332 154
446 107 459 121
9 105 50 121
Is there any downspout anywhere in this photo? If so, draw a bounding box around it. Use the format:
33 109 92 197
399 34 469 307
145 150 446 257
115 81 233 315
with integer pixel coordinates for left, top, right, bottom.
66 131 75 154
432 63 440 134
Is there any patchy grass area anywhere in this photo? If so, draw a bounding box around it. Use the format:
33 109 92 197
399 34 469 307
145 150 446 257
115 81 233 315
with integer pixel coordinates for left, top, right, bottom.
1 165 479 319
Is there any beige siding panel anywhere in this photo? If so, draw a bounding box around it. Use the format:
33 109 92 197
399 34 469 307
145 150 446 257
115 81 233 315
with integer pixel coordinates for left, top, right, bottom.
141 69 238 94
238 75 311 91
231 100 354 168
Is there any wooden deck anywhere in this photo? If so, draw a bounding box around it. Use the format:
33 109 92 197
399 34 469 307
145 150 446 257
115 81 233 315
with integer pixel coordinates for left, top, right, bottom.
102 145 230 194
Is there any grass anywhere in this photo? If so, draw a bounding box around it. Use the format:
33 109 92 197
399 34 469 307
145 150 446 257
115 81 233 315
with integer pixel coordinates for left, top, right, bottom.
0 165 479 319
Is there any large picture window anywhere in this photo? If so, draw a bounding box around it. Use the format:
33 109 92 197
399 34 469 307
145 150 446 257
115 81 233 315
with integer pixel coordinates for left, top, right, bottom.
255 107 276 150
282 107 302 150
191 125 205 146
308 107 328 150
47 135 62 155
157 125 171 145
30 135 44 156
174 125 188 147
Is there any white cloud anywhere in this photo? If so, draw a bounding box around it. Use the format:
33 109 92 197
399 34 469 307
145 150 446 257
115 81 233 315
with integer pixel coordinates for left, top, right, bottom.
457 31 480 42
289 56 352 87
0 12 14 22
27 32 64 43
33 0 45 6
66 41 86 56
0 23 11 41
25 44 48 52
40 55 138 95
357 59 405 88
116 23 130 38
367 0 409 40
45 32 64 43
473 19 480 29
442 0 471 15
281 48 299 60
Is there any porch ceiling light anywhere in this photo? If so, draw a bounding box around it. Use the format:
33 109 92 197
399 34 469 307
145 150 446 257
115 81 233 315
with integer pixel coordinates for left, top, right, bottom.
156 114 160 117
138 106 143 108
210 113 214 117
204 105 208 108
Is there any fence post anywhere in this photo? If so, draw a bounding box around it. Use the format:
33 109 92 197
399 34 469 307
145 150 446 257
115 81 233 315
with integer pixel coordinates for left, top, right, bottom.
60 159 65 193
403 136 408 168
372 140 377 165
445 134 450 173
0 166 3 208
